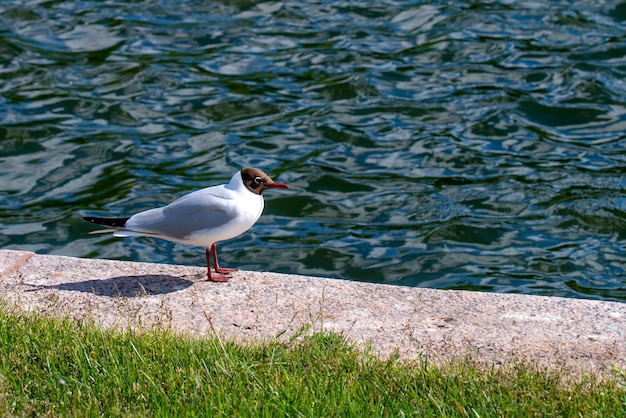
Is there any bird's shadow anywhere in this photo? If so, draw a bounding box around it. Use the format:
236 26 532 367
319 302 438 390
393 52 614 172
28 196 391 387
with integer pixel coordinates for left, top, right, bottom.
28 274 197 298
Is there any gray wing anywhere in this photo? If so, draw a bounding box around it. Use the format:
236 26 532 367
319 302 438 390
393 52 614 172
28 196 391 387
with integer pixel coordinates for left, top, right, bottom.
124 188 233 240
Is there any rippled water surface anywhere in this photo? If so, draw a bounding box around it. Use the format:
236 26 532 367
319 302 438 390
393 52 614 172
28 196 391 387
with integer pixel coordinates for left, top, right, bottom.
2 0 626 301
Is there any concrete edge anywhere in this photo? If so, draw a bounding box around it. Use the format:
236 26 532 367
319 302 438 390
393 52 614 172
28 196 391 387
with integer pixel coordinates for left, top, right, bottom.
0 249 625 380
0 249 34 278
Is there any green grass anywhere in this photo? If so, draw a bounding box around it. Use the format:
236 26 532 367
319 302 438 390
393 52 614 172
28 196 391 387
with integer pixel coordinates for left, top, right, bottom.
0 305 624 417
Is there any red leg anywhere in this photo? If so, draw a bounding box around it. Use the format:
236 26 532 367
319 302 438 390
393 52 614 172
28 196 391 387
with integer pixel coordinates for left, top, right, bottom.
205 247 230 282
211 243 238 274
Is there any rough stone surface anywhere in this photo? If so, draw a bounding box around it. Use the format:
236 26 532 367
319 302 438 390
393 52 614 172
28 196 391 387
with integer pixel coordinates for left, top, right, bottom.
1 249 625 379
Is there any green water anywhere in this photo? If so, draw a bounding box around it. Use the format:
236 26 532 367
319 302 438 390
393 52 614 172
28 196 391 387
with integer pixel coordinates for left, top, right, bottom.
2 1 626 301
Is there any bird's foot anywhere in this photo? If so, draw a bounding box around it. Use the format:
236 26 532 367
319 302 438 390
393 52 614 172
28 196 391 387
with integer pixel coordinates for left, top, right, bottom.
208 272 231 282
214 266 238 274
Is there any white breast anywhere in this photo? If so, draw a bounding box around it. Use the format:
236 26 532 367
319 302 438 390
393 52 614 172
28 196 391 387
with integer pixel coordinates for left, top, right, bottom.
184 192 264 247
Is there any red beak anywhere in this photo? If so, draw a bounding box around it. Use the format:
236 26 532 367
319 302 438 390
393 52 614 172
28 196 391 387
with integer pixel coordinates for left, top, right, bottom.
268 182 289 189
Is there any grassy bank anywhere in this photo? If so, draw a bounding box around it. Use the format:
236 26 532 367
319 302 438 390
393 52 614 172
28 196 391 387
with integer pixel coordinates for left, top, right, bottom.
0 306 624 417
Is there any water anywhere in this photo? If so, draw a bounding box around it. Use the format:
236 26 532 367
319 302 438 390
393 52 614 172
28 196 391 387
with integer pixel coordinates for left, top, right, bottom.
2 0 626 302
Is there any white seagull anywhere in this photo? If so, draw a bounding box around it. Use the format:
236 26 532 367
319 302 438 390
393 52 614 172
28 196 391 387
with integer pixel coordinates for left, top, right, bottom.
84 167 289 282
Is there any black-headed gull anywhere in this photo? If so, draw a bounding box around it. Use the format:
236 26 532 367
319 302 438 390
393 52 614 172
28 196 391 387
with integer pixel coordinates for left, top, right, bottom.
83 167 289 282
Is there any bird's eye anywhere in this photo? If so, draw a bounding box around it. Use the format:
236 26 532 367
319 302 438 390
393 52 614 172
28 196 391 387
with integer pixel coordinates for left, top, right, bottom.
254 176 262 185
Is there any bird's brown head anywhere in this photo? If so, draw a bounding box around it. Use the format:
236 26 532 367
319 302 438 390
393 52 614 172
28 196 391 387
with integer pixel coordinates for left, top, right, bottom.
240 167 289 195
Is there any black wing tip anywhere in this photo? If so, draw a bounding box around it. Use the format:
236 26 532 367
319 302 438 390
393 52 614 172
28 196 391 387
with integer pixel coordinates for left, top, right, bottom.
83 216 129 228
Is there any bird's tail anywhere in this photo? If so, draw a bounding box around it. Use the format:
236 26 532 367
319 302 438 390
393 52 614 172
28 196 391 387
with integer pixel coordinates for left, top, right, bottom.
83 216 130 230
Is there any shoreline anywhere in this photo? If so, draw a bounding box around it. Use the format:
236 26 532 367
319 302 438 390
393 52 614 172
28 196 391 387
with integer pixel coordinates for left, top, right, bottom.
1 249 624 379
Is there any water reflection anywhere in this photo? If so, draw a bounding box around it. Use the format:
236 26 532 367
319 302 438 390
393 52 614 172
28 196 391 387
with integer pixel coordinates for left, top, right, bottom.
1 0 626 301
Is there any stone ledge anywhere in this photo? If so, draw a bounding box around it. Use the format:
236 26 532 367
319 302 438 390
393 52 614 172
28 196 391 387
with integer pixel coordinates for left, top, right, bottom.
0 249 34 278
1 249 624 379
